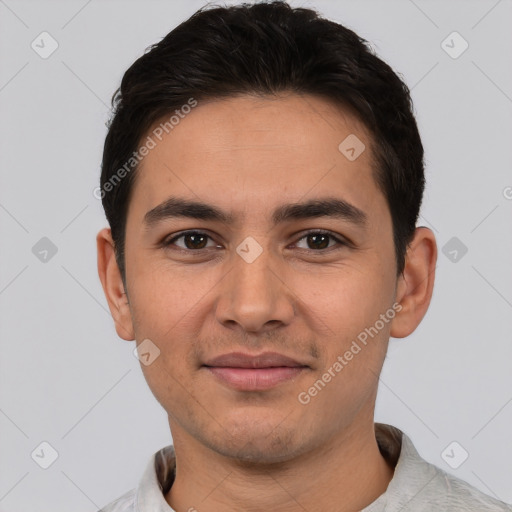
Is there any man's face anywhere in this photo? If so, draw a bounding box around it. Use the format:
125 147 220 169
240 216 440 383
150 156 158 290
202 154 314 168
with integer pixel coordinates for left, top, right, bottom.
121 93 400 462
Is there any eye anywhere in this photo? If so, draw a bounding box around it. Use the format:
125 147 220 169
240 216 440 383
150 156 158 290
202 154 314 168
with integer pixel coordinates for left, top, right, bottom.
163 230 218 251
293 230 347 251
161 229 348 253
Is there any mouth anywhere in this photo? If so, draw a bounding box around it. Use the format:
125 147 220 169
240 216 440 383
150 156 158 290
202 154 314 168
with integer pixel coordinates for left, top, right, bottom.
202 352 309 391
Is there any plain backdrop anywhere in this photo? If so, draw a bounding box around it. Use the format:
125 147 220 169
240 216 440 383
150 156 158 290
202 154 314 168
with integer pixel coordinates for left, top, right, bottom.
0 0 511 510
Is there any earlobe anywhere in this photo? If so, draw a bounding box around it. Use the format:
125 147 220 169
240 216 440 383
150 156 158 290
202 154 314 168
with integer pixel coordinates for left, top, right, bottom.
390 227 437 339
96 228 135 341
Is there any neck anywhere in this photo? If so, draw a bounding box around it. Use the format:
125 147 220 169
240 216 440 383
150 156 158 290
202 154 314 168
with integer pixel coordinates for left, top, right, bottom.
165 419 395 512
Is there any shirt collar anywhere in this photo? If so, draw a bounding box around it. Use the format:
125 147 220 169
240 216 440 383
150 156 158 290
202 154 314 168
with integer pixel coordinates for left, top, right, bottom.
363 424 438 511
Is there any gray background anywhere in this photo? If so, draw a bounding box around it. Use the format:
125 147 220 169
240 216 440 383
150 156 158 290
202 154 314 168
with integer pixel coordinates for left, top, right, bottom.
1 0 511 510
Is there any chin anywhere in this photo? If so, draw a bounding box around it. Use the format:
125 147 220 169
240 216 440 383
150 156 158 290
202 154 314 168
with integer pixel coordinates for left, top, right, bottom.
215 441 299 466
202 414 304 465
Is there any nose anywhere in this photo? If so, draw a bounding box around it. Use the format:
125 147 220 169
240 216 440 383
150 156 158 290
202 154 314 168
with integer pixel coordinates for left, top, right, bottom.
215 240 296 334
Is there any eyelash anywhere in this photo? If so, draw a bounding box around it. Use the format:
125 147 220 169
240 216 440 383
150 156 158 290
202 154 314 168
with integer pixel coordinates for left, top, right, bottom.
162 229 348 253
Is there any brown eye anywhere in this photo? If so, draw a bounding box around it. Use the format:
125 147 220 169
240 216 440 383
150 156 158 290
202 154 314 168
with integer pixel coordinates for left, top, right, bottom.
164 231 216 250
294 231 346 251
306 233 330 250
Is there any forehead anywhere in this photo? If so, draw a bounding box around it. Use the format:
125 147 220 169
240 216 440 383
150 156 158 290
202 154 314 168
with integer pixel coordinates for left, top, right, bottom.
129 93 388 227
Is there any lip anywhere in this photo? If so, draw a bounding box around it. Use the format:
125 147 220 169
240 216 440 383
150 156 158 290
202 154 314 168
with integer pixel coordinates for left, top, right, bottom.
202 352 309 391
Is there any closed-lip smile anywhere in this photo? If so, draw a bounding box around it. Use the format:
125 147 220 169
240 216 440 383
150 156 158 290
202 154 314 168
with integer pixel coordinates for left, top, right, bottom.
202 351 309 390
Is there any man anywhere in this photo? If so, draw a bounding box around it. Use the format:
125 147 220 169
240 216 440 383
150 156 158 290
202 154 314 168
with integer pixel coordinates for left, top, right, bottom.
96 1 511 510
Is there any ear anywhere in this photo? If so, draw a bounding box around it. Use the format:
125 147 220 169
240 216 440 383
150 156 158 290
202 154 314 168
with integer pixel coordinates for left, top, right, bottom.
96 227 135 341
390 227 437 338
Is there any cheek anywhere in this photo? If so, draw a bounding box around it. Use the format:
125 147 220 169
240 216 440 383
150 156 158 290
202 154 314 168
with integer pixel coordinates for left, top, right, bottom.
127 258 207 334
127 262 211 376
293 260 394 396
295 263 390 334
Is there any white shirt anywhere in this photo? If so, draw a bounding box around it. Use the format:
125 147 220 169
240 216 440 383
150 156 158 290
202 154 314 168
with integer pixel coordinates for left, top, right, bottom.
98 423 512 511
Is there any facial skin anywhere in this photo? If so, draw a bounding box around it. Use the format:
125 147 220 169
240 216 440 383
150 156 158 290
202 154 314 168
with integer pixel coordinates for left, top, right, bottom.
97 93 437 512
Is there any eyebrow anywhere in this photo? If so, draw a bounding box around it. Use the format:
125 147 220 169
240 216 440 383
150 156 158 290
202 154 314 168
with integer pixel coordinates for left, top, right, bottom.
143 196 368 229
